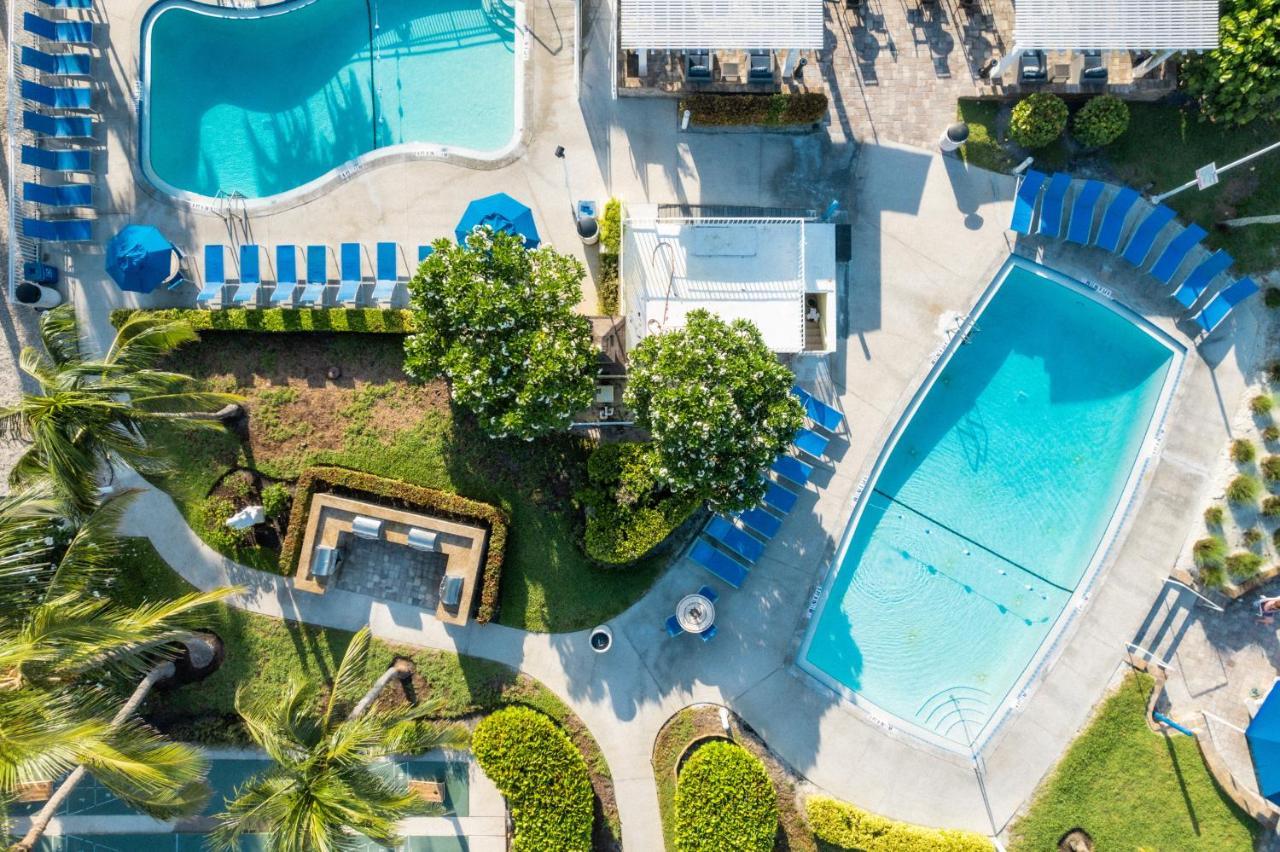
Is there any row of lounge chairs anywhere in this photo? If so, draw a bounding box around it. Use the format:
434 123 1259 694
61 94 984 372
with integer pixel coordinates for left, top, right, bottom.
197 242 434 307
1011 170 1259 338
687 386 844 590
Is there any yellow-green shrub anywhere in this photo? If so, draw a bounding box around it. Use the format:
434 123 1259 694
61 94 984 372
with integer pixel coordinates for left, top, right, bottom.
806 796 992 852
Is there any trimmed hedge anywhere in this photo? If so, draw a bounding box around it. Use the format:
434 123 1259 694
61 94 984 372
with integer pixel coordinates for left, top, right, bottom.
280 466 508 623
680 93 828 127
1072 95 1130 147
1009 92 1069 149
806 796 992 852
675 741 778 852
109 307 416 334
472 706 593 852
579 442 698 565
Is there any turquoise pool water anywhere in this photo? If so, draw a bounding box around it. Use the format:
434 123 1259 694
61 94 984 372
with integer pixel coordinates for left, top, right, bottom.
802 259 1178 748
144 0 517 199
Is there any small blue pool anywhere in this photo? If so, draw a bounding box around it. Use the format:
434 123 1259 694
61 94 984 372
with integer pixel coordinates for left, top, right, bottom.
800 257 1180 749
142 0 518 200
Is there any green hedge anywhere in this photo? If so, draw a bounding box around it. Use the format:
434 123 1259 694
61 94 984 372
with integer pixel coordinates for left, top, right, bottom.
1009 92 1069 149
280 466 508 623
109 308 416 334
600 198 622 255
579 442 698 565
806 796 992 852
472 706 593 852
679 93 828 127
675 741 778 852
1072 95 1130 147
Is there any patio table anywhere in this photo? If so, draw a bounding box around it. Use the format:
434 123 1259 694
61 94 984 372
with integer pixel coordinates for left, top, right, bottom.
676 593 716 634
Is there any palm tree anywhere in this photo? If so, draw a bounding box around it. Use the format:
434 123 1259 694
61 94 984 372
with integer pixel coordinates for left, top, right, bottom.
0 306 240 517
0 489 235 849
211 627 467 852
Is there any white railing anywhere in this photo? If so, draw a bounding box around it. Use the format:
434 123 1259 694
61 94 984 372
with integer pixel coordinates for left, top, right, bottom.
1165 577 1226 612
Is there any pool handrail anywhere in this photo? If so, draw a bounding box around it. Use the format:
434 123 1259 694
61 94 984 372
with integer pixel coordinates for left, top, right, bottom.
1092 187 1140 252
1148 223 1207 285
1008 169 1046 235
1036 172 1072 238
1120 204 1177 267
1172 249 1234 309
1190 277 1259 337
337 243 362 304
1064 179 1104 245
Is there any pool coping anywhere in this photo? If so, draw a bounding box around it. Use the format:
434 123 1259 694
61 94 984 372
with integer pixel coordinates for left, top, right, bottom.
136 0 529 212
794 253 1187 756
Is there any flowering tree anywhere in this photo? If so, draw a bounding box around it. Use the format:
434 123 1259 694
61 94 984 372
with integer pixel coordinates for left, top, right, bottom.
1182 0 1280 125
404 229 597 439
624 310 804 511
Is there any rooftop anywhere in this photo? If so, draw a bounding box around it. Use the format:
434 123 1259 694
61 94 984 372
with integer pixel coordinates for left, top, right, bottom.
619 0 824 50
1013 0 1220 50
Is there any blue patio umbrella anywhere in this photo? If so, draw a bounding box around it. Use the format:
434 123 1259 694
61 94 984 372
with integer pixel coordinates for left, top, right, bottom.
1246 682 1280 805
105 225 181 293
454 193 540 249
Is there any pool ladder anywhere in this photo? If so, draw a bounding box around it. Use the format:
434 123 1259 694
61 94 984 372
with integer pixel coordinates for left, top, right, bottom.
216 190 249 241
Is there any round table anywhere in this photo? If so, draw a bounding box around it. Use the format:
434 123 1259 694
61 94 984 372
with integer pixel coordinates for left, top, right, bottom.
676 594 716 634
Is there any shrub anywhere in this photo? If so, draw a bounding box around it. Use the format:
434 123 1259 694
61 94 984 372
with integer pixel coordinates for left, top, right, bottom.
1201 563 1227 590
1266 426 1280 443
805 796 992 852
580 442 698 564
598 254 620 316
675 741 778 852
1193 536 1228 570
600 198 622 255
1263 497 1280 517
1205 504 1225 526
1269 361 1280 384
1227 550 1264 580
1253 394 1274 416
1232 438 1257 463
1244 527 1265 547
280 466 508 622
1181 0 1280 125
1072 95 1130 147
1009 93 1068 149
1267 288 1280 309
472 706 593 852
1227 474 1262 503
679 93 829 127
1263 456 1280 482
198 497 249 551
110 308 415 334
260 482 291 519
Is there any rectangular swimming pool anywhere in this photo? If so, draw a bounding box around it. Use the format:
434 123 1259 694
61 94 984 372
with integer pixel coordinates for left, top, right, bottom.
800 257 1181 750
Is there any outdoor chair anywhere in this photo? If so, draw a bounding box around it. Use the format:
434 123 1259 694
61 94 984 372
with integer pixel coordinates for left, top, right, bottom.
1036 173 1072 238
1173 249 1233 309
408 528 439 551
665 615 684 637
737 507 781 539
771 455 813 488
38 0 93 8
1190 278 1259 337
419 244 435 263
23 110 93 139
700 624 718 642
1019 50 1047 82
1149 224 1207 285
22 145 92 172
352 515 383 540
298 245 327 305
1121 205 1177 267
705 516 765 564
232 244 261 305
1082 51 1108 85
23 217 91 242
689 540 748 589
792 385 845 433
1008 169 1046 235
196 245 226 305
23 181 92 207
23 13 94 44
794 426 830 460
21 46 91 77
697 585 720 604
22 80 92 111
748 50 773 82
272 245 298 304
336 243 362 304
1065 180 1104 245
1093 187 1140 252
372 241 398 303
762 481 798 515
685 50 712 81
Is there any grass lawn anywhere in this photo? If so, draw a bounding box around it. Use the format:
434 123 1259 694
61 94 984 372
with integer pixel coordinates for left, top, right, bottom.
143 332 665 632
1008 672 1259 851
116 539 622 849
957 99 1280 272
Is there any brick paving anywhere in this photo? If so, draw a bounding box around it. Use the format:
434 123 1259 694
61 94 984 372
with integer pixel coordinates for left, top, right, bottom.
332 536 447 609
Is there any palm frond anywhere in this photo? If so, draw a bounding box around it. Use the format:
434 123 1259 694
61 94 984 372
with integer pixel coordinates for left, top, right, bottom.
106 315 200 371
35 306 82 372
322 627 371 729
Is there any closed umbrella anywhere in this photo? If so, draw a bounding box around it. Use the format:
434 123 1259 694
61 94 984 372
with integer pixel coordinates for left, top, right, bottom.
1246 682 1280 804
105 225 181 293
454 193 540 249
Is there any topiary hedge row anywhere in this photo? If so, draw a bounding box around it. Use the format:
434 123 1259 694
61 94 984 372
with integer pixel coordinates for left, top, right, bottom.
1072 94 1130 147
680 92 829 127
471 706 594 852
1009 92 1069 149
674 740 778 852
280 466 508 622
109 307 416 334
805 796 992 851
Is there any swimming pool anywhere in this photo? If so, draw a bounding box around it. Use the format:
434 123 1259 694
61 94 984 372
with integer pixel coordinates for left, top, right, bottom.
800 257 1181 750
141 0 520 202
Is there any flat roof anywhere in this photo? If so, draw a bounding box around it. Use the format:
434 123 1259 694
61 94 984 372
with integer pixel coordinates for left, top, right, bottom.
1014 0 1220 50
619 0 825 50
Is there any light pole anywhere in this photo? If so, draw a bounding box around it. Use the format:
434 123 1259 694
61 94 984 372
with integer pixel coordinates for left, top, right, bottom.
1152 138 1280 203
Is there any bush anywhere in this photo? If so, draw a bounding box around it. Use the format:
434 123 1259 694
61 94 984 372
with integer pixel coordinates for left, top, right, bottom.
1072 95 1130 147
1227 474 1262 503
1263 496 1280 517
472 706 593 852
580 443 698 565
1193 536 1228 570
198 497 249 551
1227 550 1264 580
1245 527 1265 547
675 741 778 852
1232 438 1258 463
679 93 829 127
280 466 508 622
598 254 620 316
1263 456 1280 482
260 482 291 519
600 198 622 255
1181 0 1280 125
110 308 415 334
1267 288 1280 309
1266 426 1280 443
1204 505 1225 526
1009 93 1069 149
1201 563 1227 590
805 796 992 852
1253 394 1274 416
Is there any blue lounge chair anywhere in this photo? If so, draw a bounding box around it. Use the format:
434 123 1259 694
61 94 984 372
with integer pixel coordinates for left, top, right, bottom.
298 245 327 305
23 181 92 207
23 217 91 242
1093 187 1141 252
23 13 94 44
197 245 226 305
22 145 92 172
705 516 764 563
1173 249 1234 309
232 244 261 304
22 80 91 110
794 427 829 460
737 507 781 539
38 0 93 7
1065 180 1104 245
1148 224 1207 285
1036 173 1072 238
665 615 684 637
419 245 435 262
792 385 844 433
23 109 93 138
1009 169 1047 235
271 245 298 304
689 540 748 589
762 481 798 515
372 242 397 303
336 243 362 304
1120 205 1177 267
21 46 91 77
771 455 813 487
697 585 720 604
1190 277 1259 337
699 623 718 642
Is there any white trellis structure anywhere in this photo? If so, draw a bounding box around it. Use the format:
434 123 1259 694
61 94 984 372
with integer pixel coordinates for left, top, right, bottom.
992 0 1220 79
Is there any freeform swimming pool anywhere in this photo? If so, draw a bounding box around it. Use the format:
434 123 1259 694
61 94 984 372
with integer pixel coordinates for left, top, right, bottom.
142 0 520 202
800 257 1181 750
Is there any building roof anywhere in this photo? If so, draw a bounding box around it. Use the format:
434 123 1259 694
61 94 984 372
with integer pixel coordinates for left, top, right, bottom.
1014 0 1220 51
619 0 824 50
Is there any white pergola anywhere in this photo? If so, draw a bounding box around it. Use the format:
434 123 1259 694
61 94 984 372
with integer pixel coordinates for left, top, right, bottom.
993 0 1220 79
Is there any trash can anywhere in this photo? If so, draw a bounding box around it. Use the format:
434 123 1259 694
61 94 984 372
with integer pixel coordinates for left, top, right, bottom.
14 283 62 310
23 261 58 286
939 122 970 153
576 200 599 246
